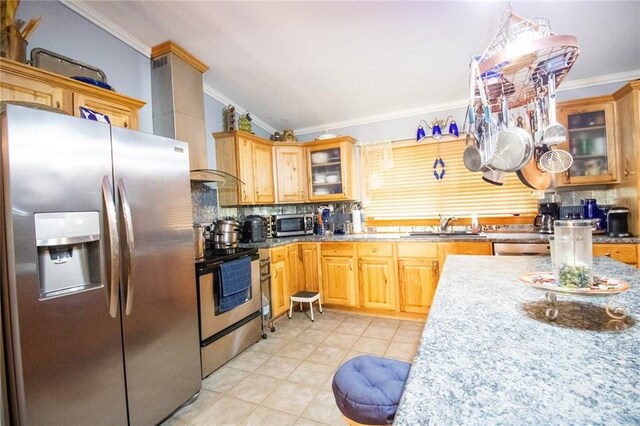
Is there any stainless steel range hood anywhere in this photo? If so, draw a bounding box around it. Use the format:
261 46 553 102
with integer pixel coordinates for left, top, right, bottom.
189 169 244 185
150 42 241 185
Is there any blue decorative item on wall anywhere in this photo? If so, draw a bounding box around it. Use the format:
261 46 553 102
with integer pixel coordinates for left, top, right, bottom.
433 157 445 180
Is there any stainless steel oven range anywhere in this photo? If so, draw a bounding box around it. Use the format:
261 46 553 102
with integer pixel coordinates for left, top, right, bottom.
195 247 261 378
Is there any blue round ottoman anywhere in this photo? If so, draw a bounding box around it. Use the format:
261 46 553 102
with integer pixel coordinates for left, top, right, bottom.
332 355 411 425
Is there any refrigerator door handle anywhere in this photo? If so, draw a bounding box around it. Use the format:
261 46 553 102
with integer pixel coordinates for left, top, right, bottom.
102 176 120 318
117 179 136 315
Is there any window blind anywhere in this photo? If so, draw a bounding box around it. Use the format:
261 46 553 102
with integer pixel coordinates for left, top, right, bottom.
363 138 539 221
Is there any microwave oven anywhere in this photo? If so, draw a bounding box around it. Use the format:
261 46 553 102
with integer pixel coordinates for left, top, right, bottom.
269 214 314 237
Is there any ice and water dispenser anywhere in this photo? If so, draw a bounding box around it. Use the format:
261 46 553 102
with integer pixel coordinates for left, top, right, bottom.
34 212 102 299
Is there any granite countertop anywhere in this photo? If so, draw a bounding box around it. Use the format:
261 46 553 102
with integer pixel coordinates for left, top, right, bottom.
394 255 640 425
240 233 639 248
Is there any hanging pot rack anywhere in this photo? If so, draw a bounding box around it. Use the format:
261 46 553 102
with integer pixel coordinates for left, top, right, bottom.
474 12 580 113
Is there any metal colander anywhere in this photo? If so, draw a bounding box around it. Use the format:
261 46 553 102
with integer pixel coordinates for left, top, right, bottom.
539 149 573 173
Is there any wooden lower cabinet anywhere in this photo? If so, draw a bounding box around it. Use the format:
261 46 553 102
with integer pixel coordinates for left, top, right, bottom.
438 242 493 267
287 244 301 295
397 243 439 314
298 243 320 292
269 247 289 318
321 243 357 306
358 257 396 310
593 244 638 266
398 258 439 314
357 242 397 311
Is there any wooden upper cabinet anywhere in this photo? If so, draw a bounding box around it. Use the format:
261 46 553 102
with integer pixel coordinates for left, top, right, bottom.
274 145 307 203
556 96 618 186
613 81 640 238
307 137 357 202
214 131 275 206
0 58 144 129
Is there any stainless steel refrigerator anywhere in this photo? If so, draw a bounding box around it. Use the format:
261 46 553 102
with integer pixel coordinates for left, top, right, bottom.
0 105 201 425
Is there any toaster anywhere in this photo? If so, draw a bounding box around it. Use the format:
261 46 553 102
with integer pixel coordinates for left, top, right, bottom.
241 215 267 243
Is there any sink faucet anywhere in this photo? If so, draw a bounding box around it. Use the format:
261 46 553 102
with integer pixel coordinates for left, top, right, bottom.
439 215 457 232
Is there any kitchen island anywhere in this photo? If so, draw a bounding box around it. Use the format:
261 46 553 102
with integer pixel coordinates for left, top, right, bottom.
394 255 640 425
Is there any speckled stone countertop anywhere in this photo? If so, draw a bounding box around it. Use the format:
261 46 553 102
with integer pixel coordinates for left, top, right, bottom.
240 233 639 248
394 255 640 425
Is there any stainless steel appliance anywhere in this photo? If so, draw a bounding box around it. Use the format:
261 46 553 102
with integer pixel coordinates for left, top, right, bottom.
493 243 551 256
241 215 267 243
196 246 262 378
212 218 241 249
270 213 314 237
534 202 560 234
0 105 201 425
607 207 631 237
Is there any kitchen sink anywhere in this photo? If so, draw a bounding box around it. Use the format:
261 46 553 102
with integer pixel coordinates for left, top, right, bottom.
401 232 487 239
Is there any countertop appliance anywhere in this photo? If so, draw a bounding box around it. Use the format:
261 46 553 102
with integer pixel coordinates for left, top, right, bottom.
270 213 314 237
241 215 267 243
0 105 201 425
607 207 631 237
195 246 261 378
534 202 560 234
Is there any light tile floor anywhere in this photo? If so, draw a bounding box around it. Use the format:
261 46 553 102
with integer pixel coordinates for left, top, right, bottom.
164 309 425 426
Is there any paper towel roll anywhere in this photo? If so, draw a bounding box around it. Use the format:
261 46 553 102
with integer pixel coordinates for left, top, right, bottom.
352 210 362 233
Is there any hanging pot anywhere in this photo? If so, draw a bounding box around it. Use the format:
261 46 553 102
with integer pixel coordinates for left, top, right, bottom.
516 144 552 189
488 97 533 172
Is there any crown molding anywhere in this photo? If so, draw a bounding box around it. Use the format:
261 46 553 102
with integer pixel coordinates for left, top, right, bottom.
556 69 640 92
295 69 640 135
294 98 469 135
203 83 277 135
60 0 151 57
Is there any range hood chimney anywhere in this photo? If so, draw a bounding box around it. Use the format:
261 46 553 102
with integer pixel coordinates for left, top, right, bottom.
150 42 231 183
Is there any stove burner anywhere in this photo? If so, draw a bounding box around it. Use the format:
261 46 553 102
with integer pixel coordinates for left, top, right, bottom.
195 246 258 270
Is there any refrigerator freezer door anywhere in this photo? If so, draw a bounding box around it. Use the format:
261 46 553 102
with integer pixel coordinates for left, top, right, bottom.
1 106 128 425
111 127 201 425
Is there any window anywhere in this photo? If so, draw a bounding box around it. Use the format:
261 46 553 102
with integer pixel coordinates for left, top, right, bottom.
362 138 538 222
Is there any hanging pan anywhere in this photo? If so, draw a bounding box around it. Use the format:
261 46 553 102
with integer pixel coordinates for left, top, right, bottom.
488 96 533 172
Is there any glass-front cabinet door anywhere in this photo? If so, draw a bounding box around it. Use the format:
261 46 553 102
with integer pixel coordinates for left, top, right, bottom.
556 98 618 185
309 145 344 199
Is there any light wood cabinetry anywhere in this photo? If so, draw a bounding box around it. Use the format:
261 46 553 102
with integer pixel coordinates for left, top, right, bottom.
307 137 357 202
287 244 301 296
613 81 640 237
298 243 320 292
274 145 307 203
397 243 439 314
556 96 618 186
0 58 143 129
269 247 289 318
357 243 397 311
321 243 357 306
214 131 275 206
593 244 638 266
438 242 493 269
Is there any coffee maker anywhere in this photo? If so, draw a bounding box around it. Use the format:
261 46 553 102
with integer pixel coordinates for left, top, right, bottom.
534 202 560 234
607 207 631 237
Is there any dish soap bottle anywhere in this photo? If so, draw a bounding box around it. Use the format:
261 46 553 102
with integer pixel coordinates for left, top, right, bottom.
471 214 480 234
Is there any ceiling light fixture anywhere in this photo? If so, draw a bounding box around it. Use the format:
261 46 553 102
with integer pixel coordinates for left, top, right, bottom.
416 116 459 142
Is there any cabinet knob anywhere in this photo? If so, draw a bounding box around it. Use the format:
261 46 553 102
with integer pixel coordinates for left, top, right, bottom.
334 248 338 252
372 248 377 253
605 252 611 257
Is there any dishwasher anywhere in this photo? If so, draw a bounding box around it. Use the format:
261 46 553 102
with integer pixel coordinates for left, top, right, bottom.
493 242 551 256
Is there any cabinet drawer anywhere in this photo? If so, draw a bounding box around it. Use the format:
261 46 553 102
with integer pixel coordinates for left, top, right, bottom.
270 246 287 262
357 242 393 257
397 242 438 258
321 242 354 257
593 244 637 264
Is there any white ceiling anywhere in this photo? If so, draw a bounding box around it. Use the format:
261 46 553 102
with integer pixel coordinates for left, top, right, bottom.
74 1 640 134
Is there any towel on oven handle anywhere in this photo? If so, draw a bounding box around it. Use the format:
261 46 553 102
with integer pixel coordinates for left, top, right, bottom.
218 256 252 313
